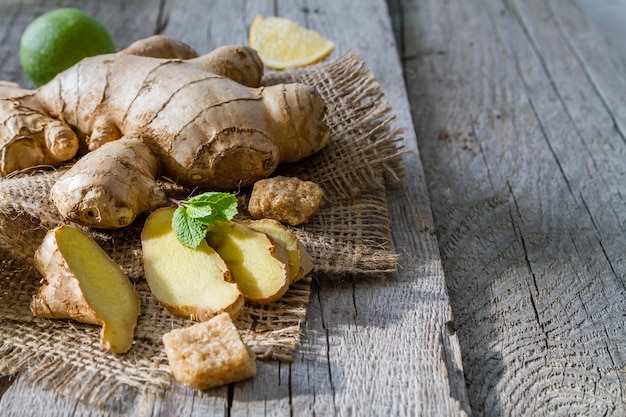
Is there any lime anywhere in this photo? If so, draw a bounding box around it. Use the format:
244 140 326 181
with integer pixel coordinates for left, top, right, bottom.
19 8 115 86
249 15 334 70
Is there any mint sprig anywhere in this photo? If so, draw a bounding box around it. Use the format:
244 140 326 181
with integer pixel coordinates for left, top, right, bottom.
171 192 238 249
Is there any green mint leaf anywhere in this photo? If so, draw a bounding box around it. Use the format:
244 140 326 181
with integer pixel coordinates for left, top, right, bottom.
171 192 238 248
172 206 208 249
185 204 214 219
185 192 238 224
211 193 239 222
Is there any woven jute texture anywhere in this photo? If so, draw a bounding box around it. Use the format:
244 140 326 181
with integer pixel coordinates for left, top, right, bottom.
0 52 404 406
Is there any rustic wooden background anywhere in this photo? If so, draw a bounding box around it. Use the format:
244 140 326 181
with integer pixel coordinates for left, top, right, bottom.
1 0 625 416
577 0 626 62
392 0 626 415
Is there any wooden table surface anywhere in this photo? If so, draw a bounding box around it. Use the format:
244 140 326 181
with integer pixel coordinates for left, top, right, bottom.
1 0 625 416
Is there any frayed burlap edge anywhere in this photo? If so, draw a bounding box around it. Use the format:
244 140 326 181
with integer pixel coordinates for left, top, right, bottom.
0 51 405 407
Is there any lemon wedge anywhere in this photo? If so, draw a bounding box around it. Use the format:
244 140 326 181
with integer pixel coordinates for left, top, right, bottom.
249 15 335 70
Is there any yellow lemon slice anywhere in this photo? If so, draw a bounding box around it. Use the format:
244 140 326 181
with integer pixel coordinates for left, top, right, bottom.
249 15 335 70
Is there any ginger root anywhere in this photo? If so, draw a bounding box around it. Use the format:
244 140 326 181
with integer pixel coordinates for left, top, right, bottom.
121 34 199 60
0 81 78 176
50 137 166 228
33 47 328 186
206 221 291 304
0 36 328 229
31 225 141 354
141 207 244 321
122 36 263 87
14 35 329 229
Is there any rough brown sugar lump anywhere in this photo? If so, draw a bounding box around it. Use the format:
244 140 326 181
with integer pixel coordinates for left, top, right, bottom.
248 176 324 225
162 312 257 390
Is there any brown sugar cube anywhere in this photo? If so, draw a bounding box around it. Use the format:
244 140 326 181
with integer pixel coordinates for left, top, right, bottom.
162 312 256 390
248 176 324 225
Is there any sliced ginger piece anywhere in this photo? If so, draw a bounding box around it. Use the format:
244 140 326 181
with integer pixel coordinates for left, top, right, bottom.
141 207 244 321
163 312 256 390
32 225 141 354
242 218 313 284
207 221 290 304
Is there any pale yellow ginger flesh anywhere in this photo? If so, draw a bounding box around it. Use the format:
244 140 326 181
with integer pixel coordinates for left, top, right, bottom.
31 225 141 354
162 312 256 390
242 218 313 284
248 176 324 225
141 207 244 321
206 221 290 304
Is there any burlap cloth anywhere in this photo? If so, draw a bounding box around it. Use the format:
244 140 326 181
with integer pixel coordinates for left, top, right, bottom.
0 53 405 405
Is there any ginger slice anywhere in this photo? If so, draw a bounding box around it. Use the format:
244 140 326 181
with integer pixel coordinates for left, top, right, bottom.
141 207 244 321
163 312 256 390
31 225 141 354
206 221 290 304
242 218 313 284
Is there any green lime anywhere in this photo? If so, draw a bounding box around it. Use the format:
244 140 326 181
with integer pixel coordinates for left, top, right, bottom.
19 8 115 86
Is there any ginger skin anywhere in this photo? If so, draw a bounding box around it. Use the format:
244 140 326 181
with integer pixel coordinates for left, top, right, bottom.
35 48 328 186
0 35 199 175
1 35 329 228
121 35 199 60
0 81 78 176
50 137 166 228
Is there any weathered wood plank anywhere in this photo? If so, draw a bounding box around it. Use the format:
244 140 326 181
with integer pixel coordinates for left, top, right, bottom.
397 0 626 415
0 0 464 416
550 0 626 154
576 0 626 63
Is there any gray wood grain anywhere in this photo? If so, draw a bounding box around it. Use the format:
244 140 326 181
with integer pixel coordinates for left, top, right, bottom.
396 0 626 415
0 0 463 416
